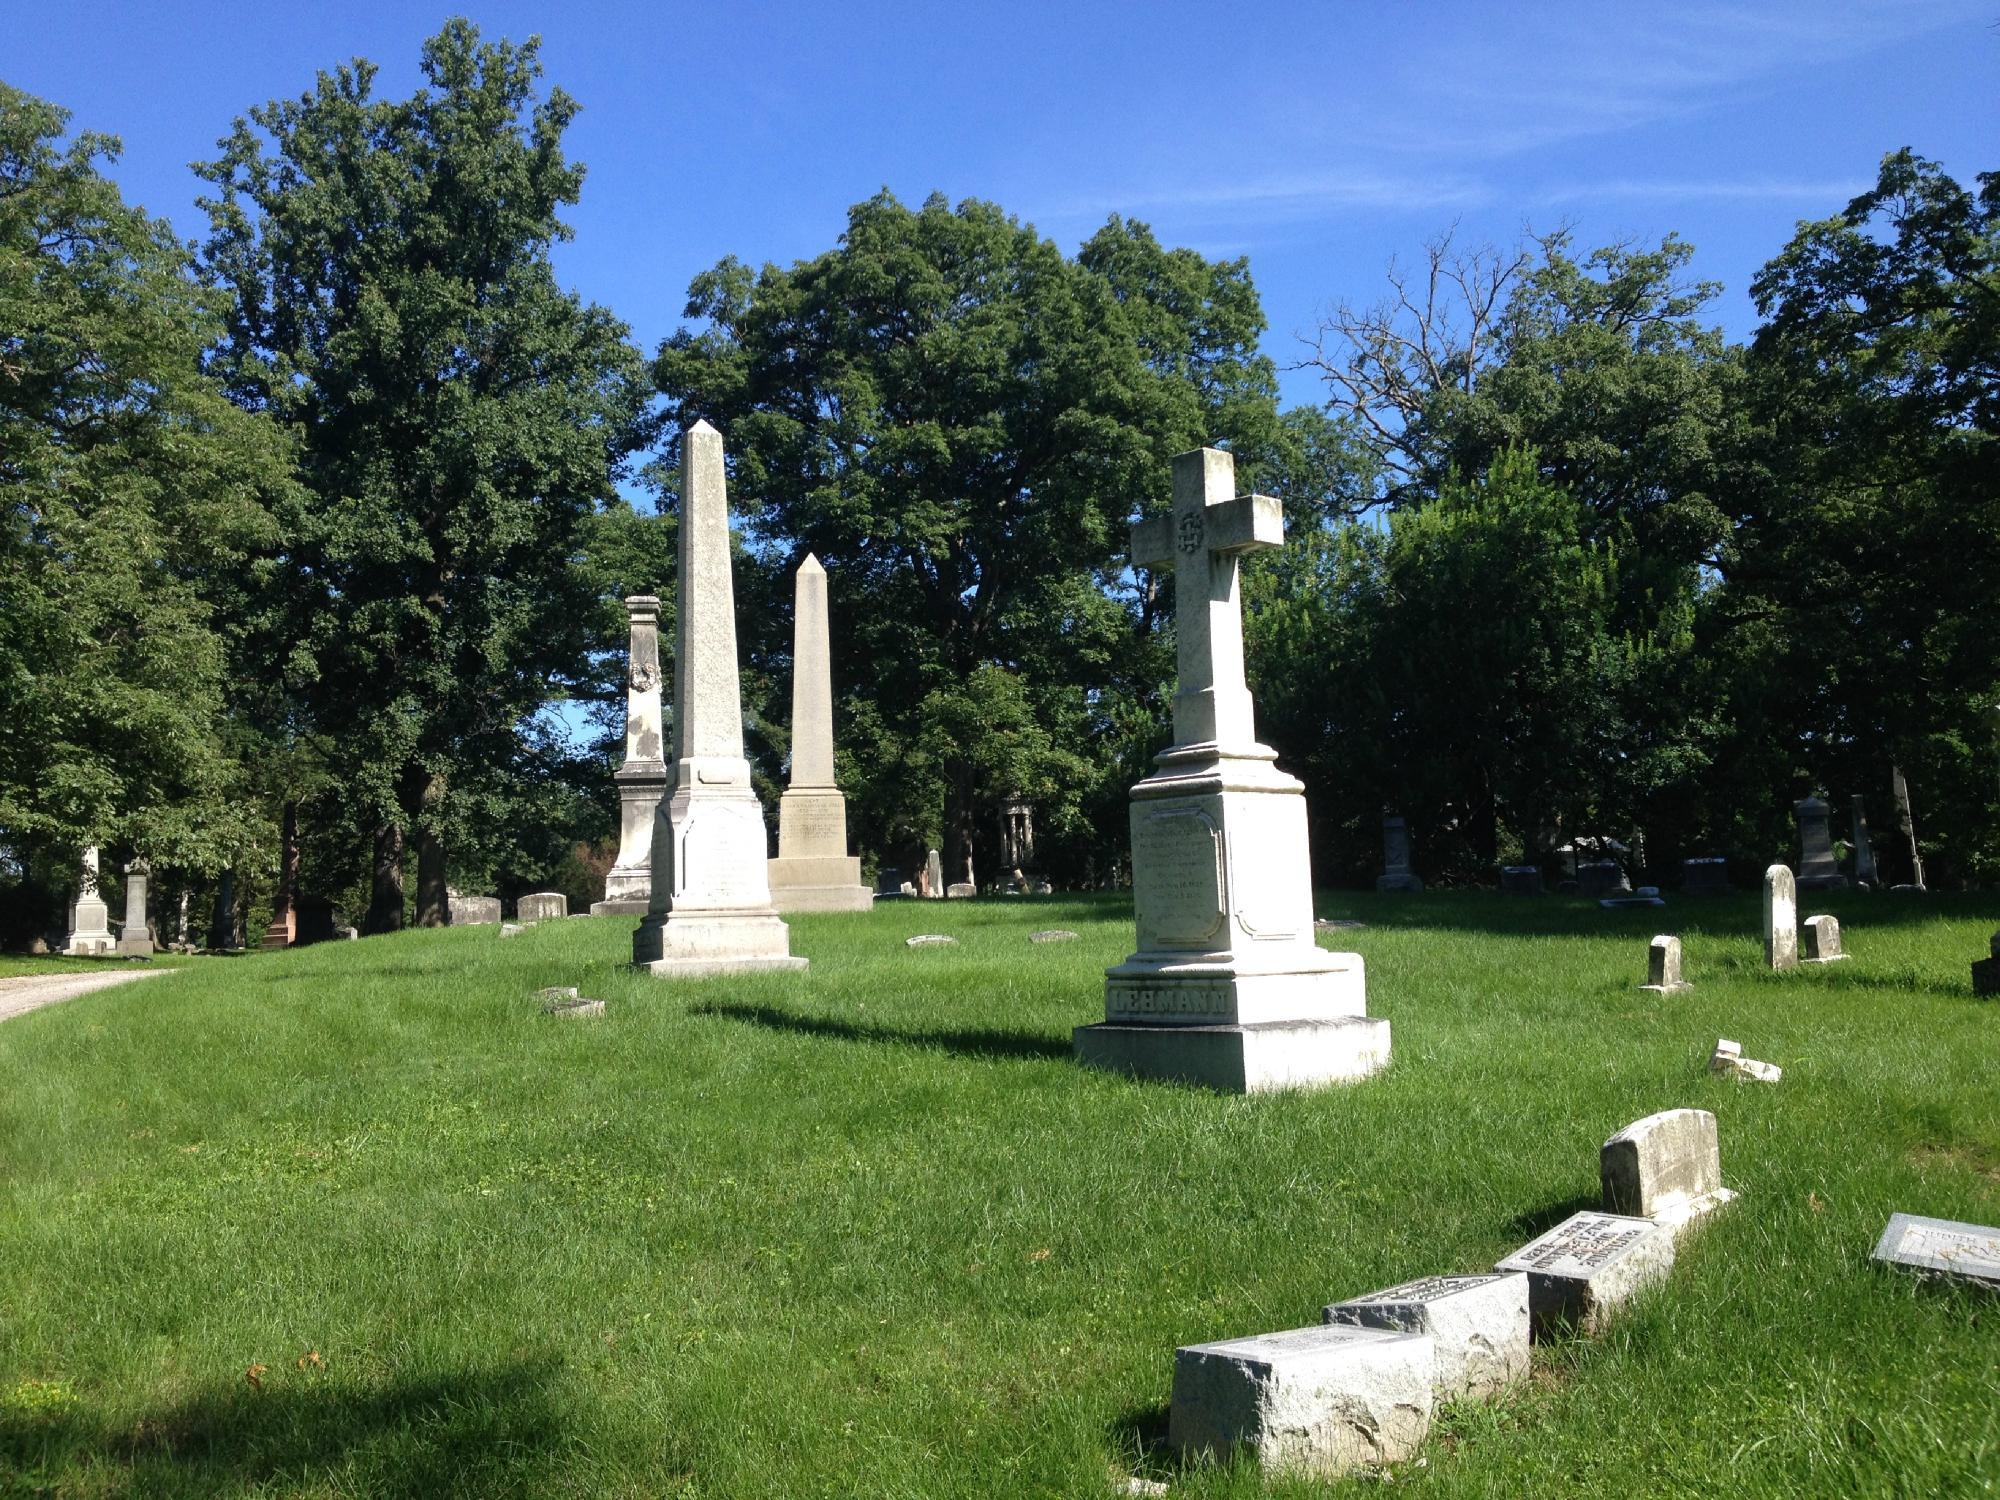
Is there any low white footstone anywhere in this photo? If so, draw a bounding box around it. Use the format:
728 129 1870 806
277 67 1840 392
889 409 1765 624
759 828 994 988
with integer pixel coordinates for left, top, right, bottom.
1600 1107 1736 1239
906 934 957 947
1323 1272 1529 1400
1871 1213 2000 1287
1495 1211 1676 1335
1170 1323 1434 1479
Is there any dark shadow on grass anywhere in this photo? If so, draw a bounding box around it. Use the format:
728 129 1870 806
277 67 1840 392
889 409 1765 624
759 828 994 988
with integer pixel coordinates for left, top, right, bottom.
692 1000 1073 1063
1321 889 2000 940
0 1358 576 1498
1507 1192 1605 1240
1106 1400 1177 1482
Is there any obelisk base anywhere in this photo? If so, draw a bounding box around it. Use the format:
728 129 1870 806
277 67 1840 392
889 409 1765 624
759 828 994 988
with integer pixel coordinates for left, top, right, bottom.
1075 1015 1391 1094
767 853 874 913
115 929 155 959
63 900 116 957
634 907 809 978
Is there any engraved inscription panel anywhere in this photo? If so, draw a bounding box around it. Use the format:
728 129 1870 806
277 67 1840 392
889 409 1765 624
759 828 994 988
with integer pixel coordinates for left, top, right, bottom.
676 804 769 906
1105 984 1231 1022
1900 1222 2000 1275
1350 1274 1504 1305
1505 1213 1657 1275
1132 806 1225 946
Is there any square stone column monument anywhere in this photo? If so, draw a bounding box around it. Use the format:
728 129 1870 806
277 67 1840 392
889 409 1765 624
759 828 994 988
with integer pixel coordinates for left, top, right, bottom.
767 555 873 912
592 594 670 915
1076 447 1389 1092
633 422 807 977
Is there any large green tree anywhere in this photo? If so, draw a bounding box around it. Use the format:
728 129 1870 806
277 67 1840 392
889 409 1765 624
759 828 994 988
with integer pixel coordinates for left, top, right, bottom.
196 21 653 929
1738 150 2000 881
655 195 1277 883
0 82 294 941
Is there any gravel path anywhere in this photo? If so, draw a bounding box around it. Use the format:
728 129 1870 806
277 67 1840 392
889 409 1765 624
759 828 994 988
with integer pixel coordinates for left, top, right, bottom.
0 966 172 1023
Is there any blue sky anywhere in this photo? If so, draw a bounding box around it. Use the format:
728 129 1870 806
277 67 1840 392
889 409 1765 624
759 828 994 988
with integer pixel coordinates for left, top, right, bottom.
9 1 1995 408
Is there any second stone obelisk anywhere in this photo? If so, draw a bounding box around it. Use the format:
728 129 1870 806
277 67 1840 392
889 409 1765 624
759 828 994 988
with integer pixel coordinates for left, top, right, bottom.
633 421 807 977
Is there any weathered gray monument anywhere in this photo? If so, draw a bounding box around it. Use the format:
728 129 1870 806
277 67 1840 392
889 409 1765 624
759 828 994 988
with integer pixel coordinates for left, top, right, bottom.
593 594 669 915
1376 813 1423 893
115 858 154 958
633 422 806 977
1794 795 1848 891
1077 447 1388 1092
62 847 116 956
766 555 872 912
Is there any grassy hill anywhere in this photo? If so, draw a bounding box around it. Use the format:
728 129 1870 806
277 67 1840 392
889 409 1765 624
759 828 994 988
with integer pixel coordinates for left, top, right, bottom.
2 891 1996 1497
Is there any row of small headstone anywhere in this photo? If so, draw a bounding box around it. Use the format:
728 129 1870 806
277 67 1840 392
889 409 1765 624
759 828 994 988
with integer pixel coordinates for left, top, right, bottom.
1168 1109 1733 1478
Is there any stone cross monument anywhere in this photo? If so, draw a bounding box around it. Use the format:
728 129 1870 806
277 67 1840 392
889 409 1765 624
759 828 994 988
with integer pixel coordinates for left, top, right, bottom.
767 555 872 911
62 846 116 956
633 422 807 977
1076 446 1390 1092
116 858 155 958
593 594 670 915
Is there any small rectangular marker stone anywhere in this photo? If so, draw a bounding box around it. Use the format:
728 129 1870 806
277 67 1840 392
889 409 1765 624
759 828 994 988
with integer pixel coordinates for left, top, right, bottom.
1871 1213 2000 1287
1170 1323 1435 1478
1495 1211 1675 1334
1323 1272 1529 1400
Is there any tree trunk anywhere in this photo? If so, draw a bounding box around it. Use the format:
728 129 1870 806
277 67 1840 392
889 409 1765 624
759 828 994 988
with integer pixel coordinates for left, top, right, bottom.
414 770 449 926
942 759 978 894
365 821 405 934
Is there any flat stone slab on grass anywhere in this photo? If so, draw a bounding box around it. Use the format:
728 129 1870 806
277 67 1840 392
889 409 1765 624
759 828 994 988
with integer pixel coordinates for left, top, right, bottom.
905 934 958 947
1323 1272 1529 1400
1871 1213 2000 1287
545 997 606 1019
1028 930 1079 943
1170 1322 1434 1479
1495 1211 1676 1335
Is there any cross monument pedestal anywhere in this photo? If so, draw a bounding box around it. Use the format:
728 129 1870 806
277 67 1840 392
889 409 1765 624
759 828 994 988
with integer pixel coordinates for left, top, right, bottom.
1076 447 1390 1092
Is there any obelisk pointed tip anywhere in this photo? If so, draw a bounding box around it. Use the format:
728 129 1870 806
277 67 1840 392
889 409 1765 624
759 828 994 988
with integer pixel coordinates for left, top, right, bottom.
799 552 824 574
687 417 721 440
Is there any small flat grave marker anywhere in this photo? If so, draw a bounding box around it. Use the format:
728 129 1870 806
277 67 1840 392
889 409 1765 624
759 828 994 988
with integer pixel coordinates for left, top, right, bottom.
1322 1272 1529 1400
1802 914 1849 963
1495 1211 1675 1334
905 933 958 947
1170 1322 1434 1479
1871 1212 2000 1287
1029 929 1079 943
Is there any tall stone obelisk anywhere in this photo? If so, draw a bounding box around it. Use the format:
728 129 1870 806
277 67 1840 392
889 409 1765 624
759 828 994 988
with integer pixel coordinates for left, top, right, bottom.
1075 446 1389 1092
768 555 873 912
633 422 807 976
592 594 669 915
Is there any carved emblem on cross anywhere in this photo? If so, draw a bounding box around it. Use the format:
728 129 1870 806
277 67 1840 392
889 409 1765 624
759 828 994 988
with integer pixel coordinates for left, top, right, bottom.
1130 447 1284 749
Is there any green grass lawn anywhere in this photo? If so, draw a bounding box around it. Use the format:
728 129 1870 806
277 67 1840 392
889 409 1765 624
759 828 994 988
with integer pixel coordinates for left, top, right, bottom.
2 891 1997 1497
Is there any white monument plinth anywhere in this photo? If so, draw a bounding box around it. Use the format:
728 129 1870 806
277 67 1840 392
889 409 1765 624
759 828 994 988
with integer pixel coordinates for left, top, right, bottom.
593 594 669 915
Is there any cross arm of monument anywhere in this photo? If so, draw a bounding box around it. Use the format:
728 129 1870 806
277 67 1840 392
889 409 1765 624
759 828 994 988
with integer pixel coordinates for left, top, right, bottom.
1129 492 1284 570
